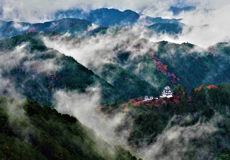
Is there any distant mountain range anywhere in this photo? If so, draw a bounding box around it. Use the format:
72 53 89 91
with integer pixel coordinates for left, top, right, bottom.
0 19 184 39
54 8 147 27
54 7 195 25
55 8 140 27
0 18 101 39
0 7 188 39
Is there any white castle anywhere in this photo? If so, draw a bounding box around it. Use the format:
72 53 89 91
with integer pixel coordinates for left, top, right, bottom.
142 86 173 102
159 86 173 98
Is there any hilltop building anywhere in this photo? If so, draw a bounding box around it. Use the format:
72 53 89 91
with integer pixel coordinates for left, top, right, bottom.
159 86 173 98
141 86 173 103
143 96 158 102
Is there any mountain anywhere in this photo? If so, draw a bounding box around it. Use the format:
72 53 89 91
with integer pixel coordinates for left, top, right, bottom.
54 8 186 28
0 18 105 39
55 8 140 27
0 8 188 39
94 63 160 98
169 6 196 16
0 32 124 106
0 6 230 160
39 28 230 96
0 17 183 40
99 36 230 93
142 16 182 25
0 32 176 107
148 23 183 34
87 8 140 27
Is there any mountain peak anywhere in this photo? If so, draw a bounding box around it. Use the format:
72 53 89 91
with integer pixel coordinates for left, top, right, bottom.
169 6 196 15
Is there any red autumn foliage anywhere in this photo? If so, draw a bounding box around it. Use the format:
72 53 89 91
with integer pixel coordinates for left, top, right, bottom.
95 107 104 111
51 72 56 79
137 96 144 101
135 101 142 106
172 99 180 103
158 99 163 104
209 49 216 57
49 22 62 31
154 60 168 74
26 25 39 33
195 85 217 91
207 85 217 90
152 56 179 85
124 106 129 111
185 49 201 63
195 86 203 92
166 99 171 103
103 114 109 120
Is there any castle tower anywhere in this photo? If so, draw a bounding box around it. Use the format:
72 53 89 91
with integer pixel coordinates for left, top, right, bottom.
160 86 173 98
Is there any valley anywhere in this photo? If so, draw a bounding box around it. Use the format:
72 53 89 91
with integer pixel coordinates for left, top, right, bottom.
0 2 230 160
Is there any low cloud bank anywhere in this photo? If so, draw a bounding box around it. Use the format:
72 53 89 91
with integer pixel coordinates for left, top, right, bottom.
53 86 128 144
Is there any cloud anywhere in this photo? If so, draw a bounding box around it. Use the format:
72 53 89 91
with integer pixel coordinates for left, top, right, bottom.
0 75 23 99
146 3 230 49
0 0 222 23
0 0 171 22
42 26 165 89
23 58 62 74
5 99 34 139
1 91 38 146
140 114 221 160
172 4 230 48
53 85 128 144
43 32 117 68
0 0 229 48
0 44 28 99
13 22 30 31
87 23 99 32
42 25 160 68
0 43 27 71
42 26 207 90
0 42 63 100
0 42 62 74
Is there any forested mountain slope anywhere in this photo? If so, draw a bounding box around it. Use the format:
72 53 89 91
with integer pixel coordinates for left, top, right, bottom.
111 39 230 93
0 32 123 106
0 96 140 160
